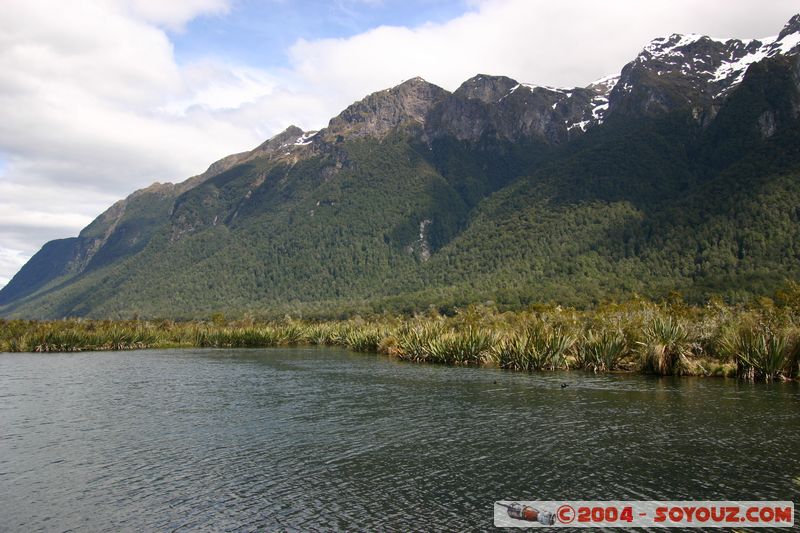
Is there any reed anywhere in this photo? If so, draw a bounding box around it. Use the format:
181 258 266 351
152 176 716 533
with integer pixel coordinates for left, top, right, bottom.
279 323 305 345
639 317 691 375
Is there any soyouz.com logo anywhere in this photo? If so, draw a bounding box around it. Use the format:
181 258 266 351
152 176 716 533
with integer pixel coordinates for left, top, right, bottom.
493 501 795 528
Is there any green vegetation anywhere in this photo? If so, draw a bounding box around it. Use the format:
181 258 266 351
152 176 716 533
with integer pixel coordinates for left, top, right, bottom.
3 53 800 320
639 317 692 376
721 327 799 381
489 325 573 371
576 329 627 373
4 297 800 382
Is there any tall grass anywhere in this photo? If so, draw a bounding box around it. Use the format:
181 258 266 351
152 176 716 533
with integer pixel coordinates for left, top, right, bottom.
343 326 385 352
577 330 627 373
490 324 573 371
193 326 282 348
2 298 800 381
426 327 495 365
639 317 691 376
389 322 439 362
722 328 798 381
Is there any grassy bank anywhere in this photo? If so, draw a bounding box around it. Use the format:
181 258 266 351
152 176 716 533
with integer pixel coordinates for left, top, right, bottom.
2 298 800 381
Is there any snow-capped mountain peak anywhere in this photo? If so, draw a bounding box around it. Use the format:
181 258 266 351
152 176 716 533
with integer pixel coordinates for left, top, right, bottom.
630 17 800 101
710 22 800 94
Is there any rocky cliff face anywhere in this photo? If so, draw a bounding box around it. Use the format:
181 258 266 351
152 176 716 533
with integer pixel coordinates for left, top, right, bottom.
606 16 800 121
425 74 600 143
324 77 450 140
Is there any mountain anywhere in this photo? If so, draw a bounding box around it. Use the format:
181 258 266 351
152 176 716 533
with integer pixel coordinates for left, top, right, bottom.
3 15 800 319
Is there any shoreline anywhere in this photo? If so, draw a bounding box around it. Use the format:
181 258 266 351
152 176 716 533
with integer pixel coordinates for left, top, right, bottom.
3 300 800 382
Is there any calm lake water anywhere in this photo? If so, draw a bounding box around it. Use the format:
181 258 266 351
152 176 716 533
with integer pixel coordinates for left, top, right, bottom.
1 347 798 531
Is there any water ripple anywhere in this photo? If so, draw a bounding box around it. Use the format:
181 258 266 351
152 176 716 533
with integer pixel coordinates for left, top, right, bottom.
0 348 798 531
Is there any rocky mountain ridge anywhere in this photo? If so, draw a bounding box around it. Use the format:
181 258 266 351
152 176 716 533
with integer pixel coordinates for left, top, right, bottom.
187 14 800 168
249 14 800 149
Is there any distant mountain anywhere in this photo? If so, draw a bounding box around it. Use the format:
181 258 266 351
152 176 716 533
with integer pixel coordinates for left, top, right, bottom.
3 15 800 319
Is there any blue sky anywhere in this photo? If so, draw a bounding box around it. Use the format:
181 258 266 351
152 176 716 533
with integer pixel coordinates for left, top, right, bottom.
171 0 473 68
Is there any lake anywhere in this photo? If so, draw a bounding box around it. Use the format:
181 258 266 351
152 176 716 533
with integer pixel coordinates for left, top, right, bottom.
1 347 798 531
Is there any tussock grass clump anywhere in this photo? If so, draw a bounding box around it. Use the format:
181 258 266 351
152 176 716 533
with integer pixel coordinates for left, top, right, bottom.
721 327 799 381
490 324 574 371
393 322 445 362
577 330 627 372
304 323 340 345
343 326 385 352
639 317 691 376
279 323 305 345
426 327 495 365
194 326 282 348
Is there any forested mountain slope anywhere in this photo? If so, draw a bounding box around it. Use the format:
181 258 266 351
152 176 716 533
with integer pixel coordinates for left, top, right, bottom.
2 16 800 319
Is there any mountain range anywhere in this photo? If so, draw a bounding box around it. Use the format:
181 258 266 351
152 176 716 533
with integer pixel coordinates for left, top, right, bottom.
3 15 800 319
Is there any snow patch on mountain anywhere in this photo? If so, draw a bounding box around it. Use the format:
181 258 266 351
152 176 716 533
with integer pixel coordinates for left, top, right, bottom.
589 74 620 94
567 119 590 132
294 131 318 146
635 18 800 100
642 33 705 59
711 43 769 85
709 30 800 94
768 31 800 55
592 100 609 122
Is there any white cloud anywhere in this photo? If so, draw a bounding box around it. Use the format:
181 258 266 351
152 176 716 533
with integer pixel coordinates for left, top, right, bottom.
288 0 800 94
0 0 261 288
118 0 231 30
1 0 799 288
0 248 29 288
170 63 279 111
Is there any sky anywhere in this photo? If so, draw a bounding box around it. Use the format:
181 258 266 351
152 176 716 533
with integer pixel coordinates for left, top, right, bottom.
0 0 799 288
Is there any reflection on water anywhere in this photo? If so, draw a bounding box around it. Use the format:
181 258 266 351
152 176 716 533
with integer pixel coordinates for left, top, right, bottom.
1 347 798 531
